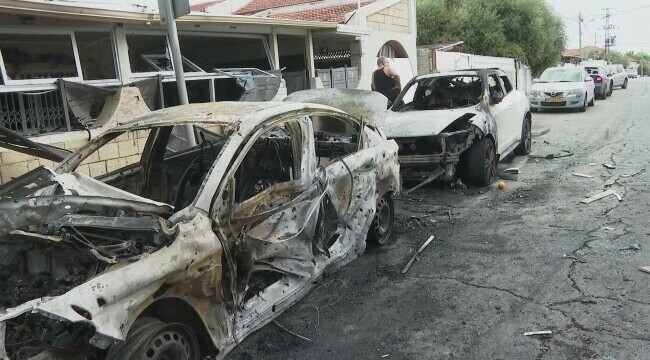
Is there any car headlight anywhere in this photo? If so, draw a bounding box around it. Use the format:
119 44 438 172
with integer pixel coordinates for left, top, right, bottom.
567 89 583 95
530 90 540 96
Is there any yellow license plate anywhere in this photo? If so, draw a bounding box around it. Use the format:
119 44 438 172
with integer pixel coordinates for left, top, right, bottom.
547 96 564 102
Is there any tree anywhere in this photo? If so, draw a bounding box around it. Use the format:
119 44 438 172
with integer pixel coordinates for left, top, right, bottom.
416 0 566 75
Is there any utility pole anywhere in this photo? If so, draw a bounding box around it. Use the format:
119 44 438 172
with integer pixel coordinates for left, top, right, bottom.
578 12 583 60
578 12 582 61
602 8 615 62
158 0 196 146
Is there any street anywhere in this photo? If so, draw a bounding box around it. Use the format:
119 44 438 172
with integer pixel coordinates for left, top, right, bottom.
229 77 650 360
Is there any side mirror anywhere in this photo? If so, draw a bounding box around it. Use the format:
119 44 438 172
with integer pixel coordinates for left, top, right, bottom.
533 78 539 83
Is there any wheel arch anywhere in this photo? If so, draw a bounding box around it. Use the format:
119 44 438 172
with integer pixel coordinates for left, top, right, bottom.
138 297 219 357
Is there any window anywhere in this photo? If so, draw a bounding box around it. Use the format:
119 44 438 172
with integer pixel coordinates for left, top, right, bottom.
0 33 78 81
311 115 359 166
488 74 505 105
75 32 117 80
500 76 513 93
395 76 483 111
179 34 271 71
126 34 171 73
234 124 299 203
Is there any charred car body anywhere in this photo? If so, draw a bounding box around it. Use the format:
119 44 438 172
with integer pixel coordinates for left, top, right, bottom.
384 69 532 190
0 90 400 360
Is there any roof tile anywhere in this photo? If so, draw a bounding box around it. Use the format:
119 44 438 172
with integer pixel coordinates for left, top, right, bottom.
268 2 371 23
235 0 322 15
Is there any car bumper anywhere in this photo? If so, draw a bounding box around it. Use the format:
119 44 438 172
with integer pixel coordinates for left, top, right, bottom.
529 93 586 109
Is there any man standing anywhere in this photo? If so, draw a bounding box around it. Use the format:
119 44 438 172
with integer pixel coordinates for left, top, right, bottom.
371 57 402 105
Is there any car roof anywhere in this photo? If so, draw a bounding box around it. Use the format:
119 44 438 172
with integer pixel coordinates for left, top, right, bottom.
109 101 343 132
413 68 505 81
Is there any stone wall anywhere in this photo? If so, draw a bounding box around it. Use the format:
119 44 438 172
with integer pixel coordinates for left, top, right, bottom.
366 0 411 34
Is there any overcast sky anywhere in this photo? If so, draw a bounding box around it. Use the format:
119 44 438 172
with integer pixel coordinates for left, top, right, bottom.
77 0 650 53
545 0 650 53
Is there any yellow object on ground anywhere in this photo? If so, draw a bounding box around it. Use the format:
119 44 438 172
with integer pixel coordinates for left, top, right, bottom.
498 181 506 189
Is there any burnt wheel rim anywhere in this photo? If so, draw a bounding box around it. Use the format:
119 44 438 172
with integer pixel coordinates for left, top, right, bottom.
144 324 198 360
373 196 393 244
484 140 497 181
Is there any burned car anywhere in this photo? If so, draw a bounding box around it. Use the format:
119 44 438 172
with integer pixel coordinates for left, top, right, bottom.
0 90 399 360
384 69 531 190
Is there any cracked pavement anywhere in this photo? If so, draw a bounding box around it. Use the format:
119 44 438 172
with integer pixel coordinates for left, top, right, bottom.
228 78 650 360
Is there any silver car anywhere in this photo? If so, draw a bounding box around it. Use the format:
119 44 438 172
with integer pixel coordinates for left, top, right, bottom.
529 67 595 112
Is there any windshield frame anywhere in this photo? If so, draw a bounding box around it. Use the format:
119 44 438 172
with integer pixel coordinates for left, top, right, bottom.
391 73 484 112
538 68 583 83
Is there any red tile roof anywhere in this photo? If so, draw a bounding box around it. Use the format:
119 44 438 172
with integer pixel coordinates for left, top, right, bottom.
235 0 322 15
563 46 604 58
268 2 370 23
191 1 221 12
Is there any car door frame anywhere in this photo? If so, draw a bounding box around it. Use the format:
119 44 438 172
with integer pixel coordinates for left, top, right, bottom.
486 71 517 155
583 70 595 102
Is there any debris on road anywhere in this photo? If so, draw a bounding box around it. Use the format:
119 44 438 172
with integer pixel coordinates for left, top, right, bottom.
620 244 641 251
603 163 617 169
581 190 623 204
639 267 650 274
572 173 593 179
602 226 616 231
500 168 520 181
524 330 553 337
530 151 573 159
532 128 550 137
563 253 587 263
273 320 313 343
401 235 435 274
588 163 597 166
498 181 506 189
621 168 646 178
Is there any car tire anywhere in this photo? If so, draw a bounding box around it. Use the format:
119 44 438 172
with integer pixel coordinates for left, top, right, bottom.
607 82 613 96
622 79 628 89
579 96 587 112
368 193 394 246
466 137 497 186
515 116 532 155
106 318 200 360
588 96 595 106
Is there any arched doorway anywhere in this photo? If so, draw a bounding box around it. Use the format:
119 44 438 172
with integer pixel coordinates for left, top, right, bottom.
376 40 413 85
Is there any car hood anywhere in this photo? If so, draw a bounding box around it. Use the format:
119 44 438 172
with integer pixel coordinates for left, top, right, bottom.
532 82 585 92
0 166 172 239
384 107 481 138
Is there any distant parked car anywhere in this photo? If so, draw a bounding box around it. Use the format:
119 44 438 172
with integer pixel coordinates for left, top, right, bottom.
384 68 531 188
529 67 595 112
585 66 612 99
607 64 628 89
627 67 639 78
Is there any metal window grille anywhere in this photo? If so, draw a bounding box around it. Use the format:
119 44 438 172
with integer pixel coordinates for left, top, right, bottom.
0 90 66 135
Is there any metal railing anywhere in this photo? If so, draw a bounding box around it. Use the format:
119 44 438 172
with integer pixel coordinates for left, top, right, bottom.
0 88 69 136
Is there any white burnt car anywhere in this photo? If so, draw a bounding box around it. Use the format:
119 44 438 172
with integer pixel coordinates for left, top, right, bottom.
384 69 531 190
0 90 399 360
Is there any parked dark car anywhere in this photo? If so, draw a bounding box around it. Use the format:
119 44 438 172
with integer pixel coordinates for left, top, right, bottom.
585 66 612 99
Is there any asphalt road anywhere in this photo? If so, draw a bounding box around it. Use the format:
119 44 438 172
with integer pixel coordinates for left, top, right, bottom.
229 77 650 360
